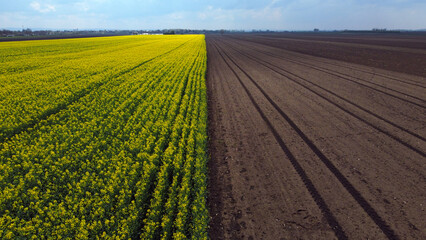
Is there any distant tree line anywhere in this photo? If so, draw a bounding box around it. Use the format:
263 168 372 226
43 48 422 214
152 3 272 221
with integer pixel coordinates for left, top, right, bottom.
1 29 138 37
1 28 282 38
3 28 425 40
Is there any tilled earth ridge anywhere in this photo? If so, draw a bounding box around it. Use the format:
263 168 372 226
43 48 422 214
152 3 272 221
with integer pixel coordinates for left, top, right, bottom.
207 34 426 240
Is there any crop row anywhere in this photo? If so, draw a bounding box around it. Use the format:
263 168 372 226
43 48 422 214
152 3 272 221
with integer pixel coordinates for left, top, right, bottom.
0 35 187 142
0 35 208 239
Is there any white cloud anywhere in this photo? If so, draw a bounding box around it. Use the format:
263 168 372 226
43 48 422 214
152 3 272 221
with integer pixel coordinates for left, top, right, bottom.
1 0 425 30
30 2 56 13
194 4 284 30
168 12 185 20
75 2 90 12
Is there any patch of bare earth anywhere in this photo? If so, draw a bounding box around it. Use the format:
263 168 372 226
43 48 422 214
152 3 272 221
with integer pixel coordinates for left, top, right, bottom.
207 34 426 239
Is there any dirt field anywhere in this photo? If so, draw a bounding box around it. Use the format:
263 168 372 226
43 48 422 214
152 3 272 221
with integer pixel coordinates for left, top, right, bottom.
228 33 426 77
206 34 425 239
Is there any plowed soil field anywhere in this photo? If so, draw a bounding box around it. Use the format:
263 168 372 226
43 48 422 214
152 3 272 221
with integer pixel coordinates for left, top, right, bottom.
206 34 426 240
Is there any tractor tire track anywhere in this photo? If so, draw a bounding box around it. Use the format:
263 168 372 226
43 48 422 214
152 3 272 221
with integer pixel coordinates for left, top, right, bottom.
230 36 426 88
214 40 400 240
210 39 349 240
207 35 426 240
222 39 425 158
226 37 425 108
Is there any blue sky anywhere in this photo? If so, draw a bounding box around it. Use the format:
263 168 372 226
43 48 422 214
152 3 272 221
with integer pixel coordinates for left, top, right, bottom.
1 0 425 30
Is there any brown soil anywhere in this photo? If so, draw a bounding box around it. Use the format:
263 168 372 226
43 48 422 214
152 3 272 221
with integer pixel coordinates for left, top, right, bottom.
228 33 426 77
207 34 426 240
257 32 426 50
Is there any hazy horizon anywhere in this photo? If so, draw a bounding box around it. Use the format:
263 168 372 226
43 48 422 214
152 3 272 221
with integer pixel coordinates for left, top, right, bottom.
1 0 426 31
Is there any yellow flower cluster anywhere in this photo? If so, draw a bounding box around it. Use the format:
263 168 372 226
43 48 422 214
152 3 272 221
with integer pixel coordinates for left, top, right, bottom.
0 35 208 239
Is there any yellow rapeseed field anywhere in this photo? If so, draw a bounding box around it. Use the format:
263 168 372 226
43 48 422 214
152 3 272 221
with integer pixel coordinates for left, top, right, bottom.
0 35 208 239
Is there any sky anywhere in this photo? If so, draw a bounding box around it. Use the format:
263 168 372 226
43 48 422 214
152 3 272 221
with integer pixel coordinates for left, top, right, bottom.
1 0 426 30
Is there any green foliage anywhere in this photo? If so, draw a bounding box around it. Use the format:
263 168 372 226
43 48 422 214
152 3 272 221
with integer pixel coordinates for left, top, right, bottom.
0 35 208 239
